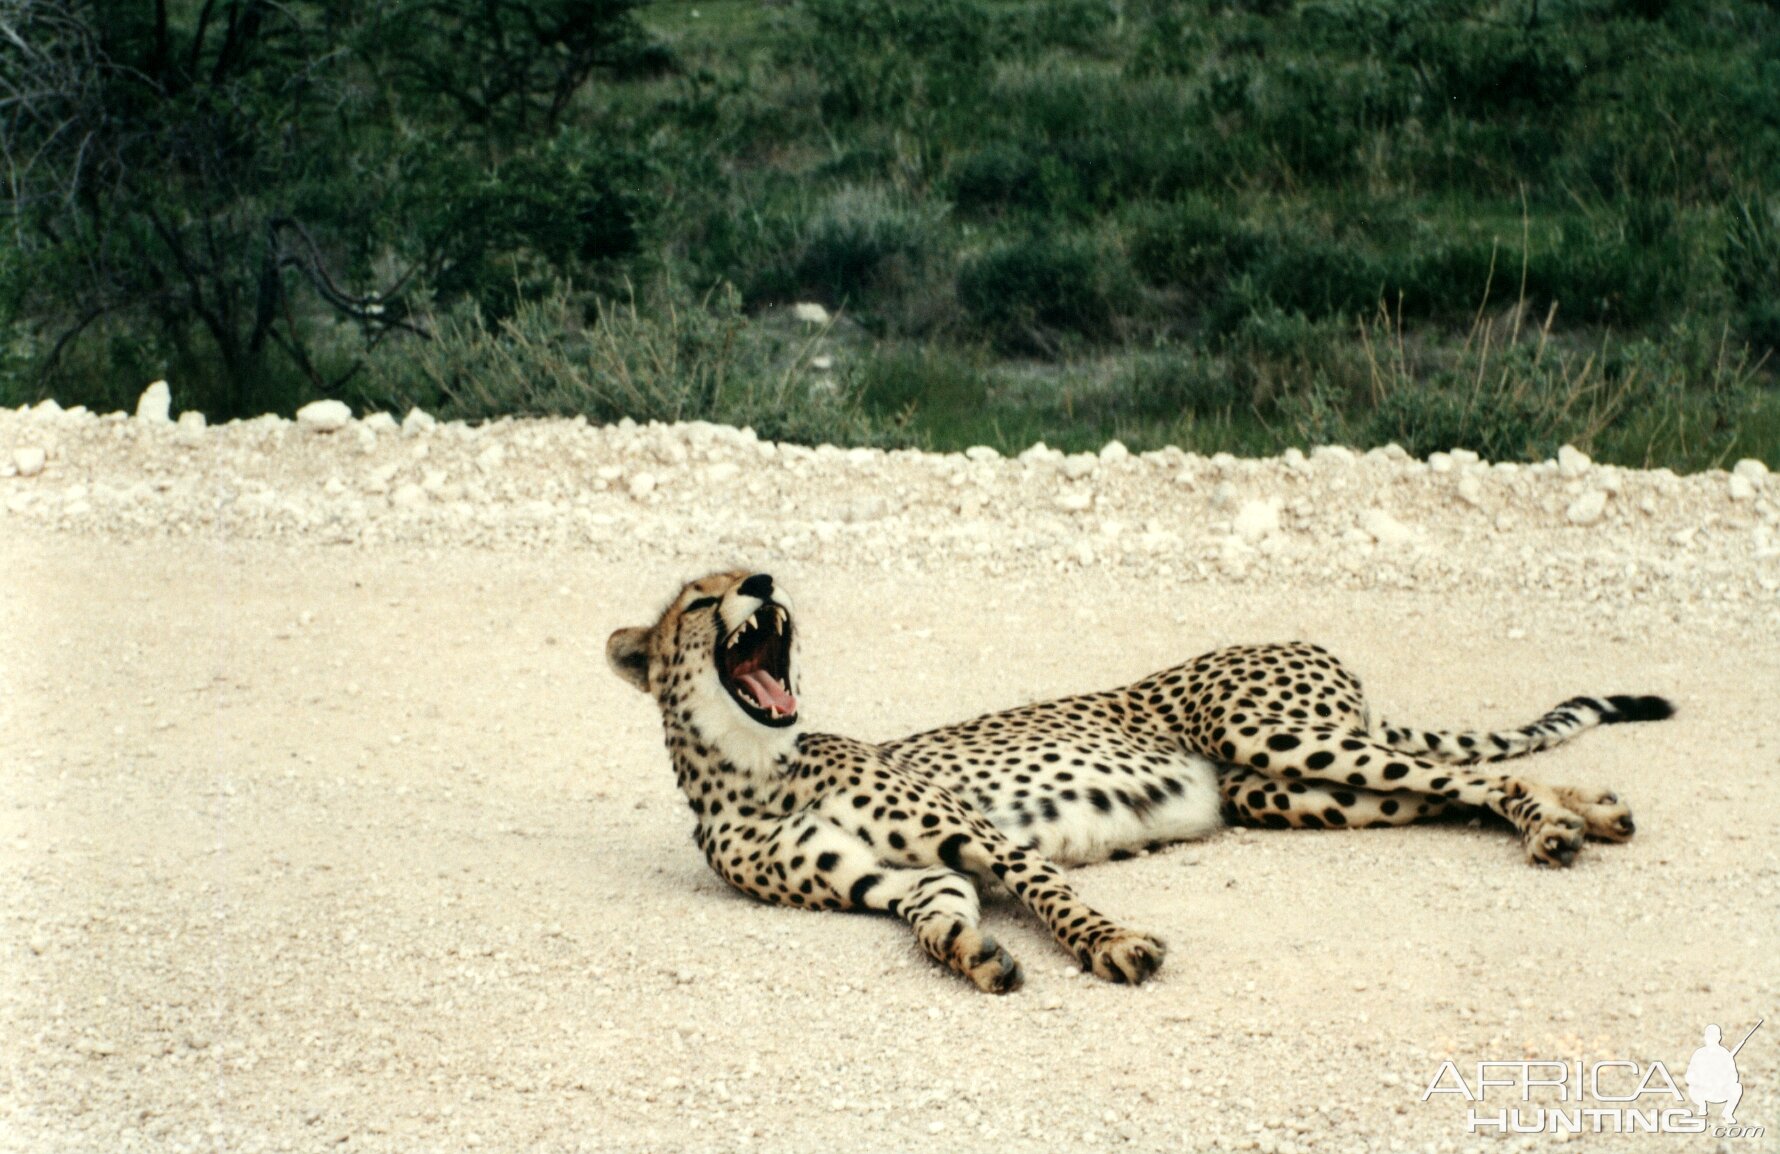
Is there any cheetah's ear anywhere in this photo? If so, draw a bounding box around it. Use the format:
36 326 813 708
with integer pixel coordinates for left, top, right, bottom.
606 627 653 692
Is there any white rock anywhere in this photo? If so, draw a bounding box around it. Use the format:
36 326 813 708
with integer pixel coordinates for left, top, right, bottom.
1281 447 1306 470
402 408 437 436
1732 458 1769 485
1360 509 1413 546
1099 440 1130 463
1233 498 1281 542
1557 444 1591 478
33 398 63 417
136 380 172 423
1565 490 1609 525
1210 482 1239 511
1450 448 1480 466
1061 454 1097 481
791 302 830 325
1018 441 1060 463
177 410 207 431
390 483 428 508
810 355 834 371
365 463 402 495
1456 475 1484 507
965 446 1000 462
1311 445 1356 466
362 412 398 433
476 444 507 474
13 447 46 477
1729 474 1755 502
296 399 352 432
628 472 657 499
1428 452 1454 474
1054 490 1093 513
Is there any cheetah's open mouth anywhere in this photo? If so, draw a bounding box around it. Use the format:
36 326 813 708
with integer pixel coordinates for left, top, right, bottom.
718 605 797 727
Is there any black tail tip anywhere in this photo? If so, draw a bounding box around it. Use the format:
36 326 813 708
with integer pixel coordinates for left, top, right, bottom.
1603 694 1676 723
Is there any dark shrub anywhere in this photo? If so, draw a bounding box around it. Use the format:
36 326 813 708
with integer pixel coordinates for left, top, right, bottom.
957 234 1134 353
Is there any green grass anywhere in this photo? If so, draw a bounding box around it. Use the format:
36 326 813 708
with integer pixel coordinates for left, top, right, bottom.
7 0 1778 469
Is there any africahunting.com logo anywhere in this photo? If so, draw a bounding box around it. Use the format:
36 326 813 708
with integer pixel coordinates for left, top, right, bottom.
1421 1019 1765 1138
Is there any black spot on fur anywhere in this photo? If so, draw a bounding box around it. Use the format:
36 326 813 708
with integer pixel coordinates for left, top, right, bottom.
848 874 880 906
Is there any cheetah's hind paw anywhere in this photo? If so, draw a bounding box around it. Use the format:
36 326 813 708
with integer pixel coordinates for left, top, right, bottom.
1553 785 1635 842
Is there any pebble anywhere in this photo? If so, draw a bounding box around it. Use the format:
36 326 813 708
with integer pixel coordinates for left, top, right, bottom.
1565 490 1609 526
1233 499 1282 542
14 446 46 477
296 400 353 432
1557 445 1591 478
477 444 507 474
1055 491 1094 513
1062 455 1098 481
628 473 658 499
391 483 427 508
1360 509 1412 546
1728 475 1755 502
792 302 830 325
1455 475 1483 506
402 408 437 436
1099 441 1130 463
177 410 207 431
135 380 172 423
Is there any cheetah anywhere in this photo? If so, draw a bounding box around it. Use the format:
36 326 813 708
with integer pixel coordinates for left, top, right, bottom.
609 571 1671 993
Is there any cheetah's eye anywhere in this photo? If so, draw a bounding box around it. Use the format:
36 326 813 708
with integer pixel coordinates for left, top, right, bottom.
686 596 719 612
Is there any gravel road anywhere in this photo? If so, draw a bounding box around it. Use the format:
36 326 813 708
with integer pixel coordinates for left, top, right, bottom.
3 398 1777 1153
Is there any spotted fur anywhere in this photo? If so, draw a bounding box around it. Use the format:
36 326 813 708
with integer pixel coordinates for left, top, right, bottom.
610 573 1671 992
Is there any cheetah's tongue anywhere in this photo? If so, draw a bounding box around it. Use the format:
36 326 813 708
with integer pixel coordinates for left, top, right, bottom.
738 669 797 717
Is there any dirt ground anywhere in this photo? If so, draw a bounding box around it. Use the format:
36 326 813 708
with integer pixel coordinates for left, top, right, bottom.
2 405 1778 1153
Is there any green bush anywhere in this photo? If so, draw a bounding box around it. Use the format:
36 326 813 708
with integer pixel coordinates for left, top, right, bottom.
957 233 1137 353
369 284 877 446
1723 196 1780 355
793 187 943 308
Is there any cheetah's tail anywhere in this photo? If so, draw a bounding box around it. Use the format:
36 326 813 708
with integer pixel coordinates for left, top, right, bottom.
1374 695 1675 765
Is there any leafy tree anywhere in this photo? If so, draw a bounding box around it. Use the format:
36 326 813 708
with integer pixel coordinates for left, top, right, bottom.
0 0 662 413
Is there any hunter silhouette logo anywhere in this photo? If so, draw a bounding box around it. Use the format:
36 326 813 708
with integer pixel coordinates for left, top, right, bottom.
1686 1020 1761 1124
1421 1016 1766 1138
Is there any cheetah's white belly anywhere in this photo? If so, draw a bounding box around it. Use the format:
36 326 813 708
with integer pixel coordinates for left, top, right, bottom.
979 755 1224 866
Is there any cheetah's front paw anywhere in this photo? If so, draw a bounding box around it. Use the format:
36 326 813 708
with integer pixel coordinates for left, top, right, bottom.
958 931 1025 994
1084 930 1167 985
1553 786 1635 842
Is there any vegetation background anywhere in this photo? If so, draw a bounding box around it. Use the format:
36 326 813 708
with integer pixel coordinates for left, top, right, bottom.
3 0 1777 467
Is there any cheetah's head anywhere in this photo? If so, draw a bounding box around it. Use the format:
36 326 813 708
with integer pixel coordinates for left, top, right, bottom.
608 571 801 737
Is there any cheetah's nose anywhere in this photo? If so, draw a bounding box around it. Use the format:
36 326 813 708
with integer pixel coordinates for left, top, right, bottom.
738 573 774 601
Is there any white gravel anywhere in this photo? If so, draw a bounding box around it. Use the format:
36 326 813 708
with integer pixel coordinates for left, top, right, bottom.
2 394 1777 1154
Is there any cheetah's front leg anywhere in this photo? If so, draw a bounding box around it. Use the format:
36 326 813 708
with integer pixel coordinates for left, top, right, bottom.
938 826 1167 984
789 820 1025 993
